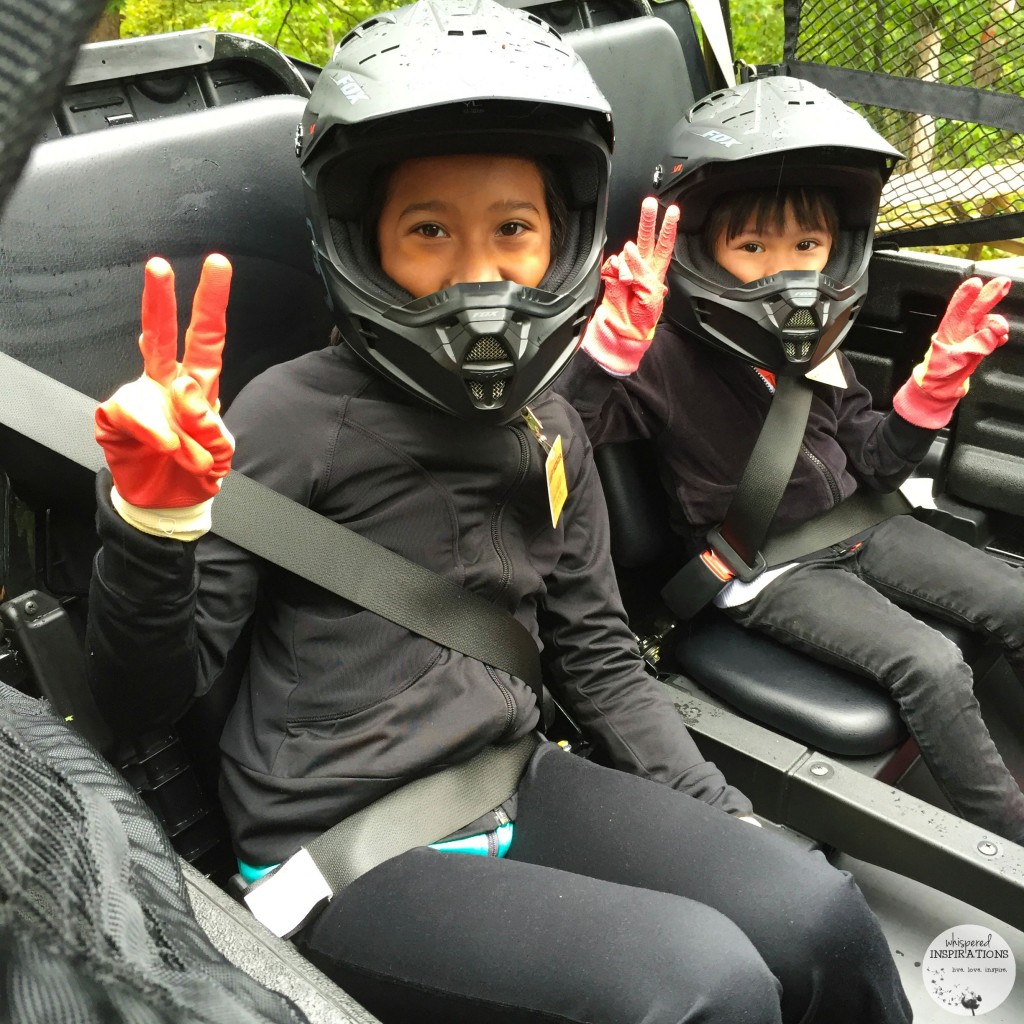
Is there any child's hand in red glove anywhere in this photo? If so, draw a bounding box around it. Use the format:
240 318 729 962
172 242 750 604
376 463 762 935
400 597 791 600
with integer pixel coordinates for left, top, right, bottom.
581 197 680 375
893 276 1011 429
95 254 234 537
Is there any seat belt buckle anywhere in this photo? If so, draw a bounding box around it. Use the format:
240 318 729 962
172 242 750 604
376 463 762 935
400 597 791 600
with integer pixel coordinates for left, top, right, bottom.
704 527 767 584
243 847 333 938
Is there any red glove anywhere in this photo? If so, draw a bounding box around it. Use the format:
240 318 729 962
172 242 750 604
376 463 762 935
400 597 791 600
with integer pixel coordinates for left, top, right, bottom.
95 254 234 523
581 197 679 375
893 276 1011 429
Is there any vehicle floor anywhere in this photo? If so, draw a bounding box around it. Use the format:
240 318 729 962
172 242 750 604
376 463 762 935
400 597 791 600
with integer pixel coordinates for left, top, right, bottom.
853 654 1024 1021
837 851 1024 1022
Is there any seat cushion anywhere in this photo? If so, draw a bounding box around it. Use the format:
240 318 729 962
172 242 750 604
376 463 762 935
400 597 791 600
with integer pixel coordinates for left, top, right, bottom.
670 607 981 757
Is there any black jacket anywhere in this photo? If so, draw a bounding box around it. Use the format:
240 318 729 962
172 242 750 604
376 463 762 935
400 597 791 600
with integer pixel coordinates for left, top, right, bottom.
88 342 751 865
560 321 936 549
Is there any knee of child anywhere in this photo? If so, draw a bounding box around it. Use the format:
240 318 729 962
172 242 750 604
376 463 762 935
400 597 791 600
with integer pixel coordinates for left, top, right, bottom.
784 861 881 963
628 902 781 1024
898 632 971 691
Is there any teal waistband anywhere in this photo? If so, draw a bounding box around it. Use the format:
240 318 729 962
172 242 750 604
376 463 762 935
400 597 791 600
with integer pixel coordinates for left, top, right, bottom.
238 822 515 884
239 859 280 884
429 821 514 857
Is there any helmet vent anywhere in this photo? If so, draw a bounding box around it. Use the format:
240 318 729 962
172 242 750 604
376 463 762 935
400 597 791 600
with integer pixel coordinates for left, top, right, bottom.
782 338 814 362
468 379 506 403
463 337 512 409
783 309 816 330
466 337 508 362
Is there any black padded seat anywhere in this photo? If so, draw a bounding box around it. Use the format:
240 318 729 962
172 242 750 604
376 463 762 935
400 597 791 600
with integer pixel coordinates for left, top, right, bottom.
672 611 906 756
567 18 700 254
0 94 332 410
593 441 984 758
671 609 979 756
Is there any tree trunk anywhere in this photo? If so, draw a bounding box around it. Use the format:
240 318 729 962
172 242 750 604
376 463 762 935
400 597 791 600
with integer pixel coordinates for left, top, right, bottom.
88 11 121 43
907 12 941 172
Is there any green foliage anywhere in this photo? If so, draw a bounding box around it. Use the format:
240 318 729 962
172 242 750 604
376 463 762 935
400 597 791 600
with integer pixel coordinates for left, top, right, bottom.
728 0 784 66
787 0 1023 174
120 0 400 65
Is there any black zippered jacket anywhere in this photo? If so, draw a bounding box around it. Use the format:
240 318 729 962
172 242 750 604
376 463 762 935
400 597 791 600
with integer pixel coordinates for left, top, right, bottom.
88 342 751 865
559 321 937 551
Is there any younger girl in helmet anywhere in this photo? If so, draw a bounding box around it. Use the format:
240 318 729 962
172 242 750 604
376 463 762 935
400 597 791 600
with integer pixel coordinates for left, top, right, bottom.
565 74 1024 847
86 10 909 1022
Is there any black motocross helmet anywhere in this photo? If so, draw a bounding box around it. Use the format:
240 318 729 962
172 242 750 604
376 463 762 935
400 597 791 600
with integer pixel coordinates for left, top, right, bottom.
298 0 614 422
655 76 903 375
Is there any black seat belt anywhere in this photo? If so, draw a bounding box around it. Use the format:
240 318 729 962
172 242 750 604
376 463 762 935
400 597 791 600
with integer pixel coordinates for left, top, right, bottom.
0 350 543 701
660 372 909 621
244 731 540 937
0 351 553 916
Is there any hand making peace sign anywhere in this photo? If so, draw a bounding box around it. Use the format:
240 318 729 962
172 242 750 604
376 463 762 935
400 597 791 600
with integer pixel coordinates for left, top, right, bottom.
95 255 235 511
581 197 680 376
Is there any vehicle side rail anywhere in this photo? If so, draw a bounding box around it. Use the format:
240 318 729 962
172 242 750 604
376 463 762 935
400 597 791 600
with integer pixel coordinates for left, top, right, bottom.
184 861 382 1024
661 676 1024 931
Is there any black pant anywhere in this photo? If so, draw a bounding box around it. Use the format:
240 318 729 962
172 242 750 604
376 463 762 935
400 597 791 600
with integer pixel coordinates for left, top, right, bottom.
727 515 1024 844
297 744 910 1023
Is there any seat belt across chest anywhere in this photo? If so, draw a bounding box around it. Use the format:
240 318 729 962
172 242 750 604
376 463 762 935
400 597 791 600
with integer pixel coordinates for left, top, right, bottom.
0 350 548 926
660 370 910 621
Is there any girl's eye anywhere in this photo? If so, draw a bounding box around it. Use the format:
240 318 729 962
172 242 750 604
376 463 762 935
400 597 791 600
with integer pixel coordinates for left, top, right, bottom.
498 221 529 237
413 223 447 239
797 240 820 251
741 242 764 254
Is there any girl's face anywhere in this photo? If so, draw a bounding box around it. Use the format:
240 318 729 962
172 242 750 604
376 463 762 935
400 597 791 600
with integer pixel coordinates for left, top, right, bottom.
714 203 832 284
377 154 552 299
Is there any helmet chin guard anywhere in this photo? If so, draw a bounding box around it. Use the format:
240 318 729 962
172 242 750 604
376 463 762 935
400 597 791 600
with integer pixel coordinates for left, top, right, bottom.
317 267 596 422
299 0 613 422
666 269 862 376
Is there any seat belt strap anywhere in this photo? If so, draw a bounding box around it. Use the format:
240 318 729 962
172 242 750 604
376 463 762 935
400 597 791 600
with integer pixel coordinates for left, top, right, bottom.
243 732 541 938
0 351 544 705
661 374 814 620
761 488 911 567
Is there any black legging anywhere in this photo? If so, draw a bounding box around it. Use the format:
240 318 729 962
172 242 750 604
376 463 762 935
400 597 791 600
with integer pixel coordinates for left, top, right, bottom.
297 744 911 1023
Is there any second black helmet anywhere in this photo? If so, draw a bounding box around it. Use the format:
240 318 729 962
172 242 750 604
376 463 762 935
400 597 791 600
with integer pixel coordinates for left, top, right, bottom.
655 76 902 375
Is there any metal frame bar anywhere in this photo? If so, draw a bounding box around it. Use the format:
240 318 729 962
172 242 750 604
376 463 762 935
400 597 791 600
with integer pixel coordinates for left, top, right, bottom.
660 675 1024 931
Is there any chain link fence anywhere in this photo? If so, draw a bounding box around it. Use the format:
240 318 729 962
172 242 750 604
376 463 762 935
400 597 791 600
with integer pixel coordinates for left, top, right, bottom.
783 0 1024 250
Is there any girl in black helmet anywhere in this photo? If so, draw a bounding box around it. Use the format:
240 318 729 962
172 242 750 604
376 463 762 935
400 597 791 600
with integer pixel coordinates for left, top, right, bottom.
565 74 1024 847
86 9 909 1022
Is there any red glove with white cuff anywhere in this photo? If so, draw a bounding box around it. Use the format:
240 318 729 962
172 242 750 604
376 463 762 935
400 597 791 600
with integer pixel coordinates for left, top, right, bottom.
95 254 235 539
581 197 680 376
892 275 1011 429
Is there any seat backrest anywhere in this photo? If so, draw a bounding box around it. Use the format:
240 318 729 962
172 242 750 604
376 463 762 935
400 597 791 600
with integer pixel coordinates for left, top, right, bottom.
569 17 697 253
0 93 332 524
0 93 330 407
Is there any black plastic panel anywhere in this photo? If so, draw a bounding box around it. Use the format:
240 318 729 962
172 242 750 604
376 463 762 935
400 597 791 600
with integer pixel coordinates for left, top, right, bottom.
47 31 309 140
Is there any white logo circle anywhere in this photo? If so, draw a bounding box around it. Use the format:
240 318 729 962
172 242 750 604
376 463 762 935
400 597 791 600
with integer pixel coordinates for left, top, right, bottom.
922 925 1016 1015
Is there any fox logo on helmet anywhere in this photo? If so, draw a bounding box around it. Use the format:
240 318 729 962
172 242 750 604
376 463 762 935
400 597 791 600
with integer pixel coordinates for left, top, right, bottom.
701 129 738 147
335 73 368 104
